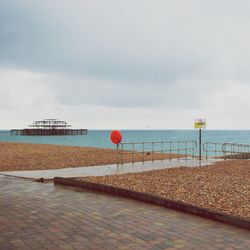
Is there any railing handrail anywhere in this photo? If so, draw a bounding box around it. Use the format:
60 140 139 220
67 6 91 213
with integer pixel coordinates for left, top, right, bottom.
118 140 197 164
203 141 250 149
120 140 196 145
222 142 250 147
203 141 250 159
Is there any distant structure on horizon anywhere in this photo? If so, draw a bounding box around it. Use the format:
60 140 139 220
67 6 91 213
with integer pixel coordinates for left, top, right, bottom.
10 119 88 136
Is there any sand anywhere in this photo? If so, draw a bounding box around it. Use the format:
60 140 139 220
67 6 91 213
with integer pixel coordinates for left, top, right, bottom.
82 160 250 219
0 142 178 171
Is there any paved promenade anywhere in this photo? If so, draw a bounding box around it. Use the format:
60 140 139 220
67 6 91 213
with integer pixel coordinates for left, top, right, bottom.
0 158 222 180
0 175 249 250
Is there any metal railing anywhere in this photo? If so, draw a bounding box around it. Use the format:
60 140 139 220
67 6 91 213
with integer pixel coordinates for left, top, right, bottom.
203 142 225 159
116 140 250 164
222 143 250 159
203 142 250 159
118 140 197 164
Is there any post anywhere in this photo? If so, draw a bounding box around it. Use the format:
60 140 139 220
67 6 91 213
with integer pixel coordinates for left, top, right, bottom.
142 142 144 162
111 130 123 165
121 143 124 164
132 143 135 163
170 142 172 160
194 118 206 160
185 141 187 161
117 143 119 165
192 141 194 158
161 142 163 161
152 142 154 161
199 128 202 160
177 141 180 160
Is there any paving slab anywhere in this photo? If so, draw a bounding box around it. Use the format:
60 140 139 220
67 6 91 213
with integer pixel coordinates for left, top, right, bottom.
0 175 249 249
0 158 223 180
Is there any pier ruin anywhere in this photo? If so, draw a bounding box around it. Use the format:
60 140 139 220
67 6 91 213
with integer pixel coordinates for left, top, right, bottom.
10 119 88 136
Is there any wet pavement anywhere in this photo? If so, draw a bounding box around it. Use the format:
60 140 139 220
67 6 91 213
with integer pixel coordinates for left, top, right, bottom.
0 175 249 250
0 158 223 180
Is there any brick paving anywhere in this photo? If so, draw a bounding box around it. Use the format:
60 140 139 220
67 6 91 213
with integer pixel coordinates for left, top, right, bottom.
0 175 249 250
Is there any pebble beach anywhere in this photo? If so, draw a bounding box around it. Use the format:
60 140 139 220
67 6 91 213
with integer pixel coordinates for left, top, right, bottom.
0 142 177 171
82 160 250 220
0 141 249 220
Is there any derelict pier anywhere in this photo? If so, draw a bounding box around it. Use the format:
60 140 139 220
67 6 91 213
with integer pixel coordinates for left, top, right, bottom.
10 119 88 136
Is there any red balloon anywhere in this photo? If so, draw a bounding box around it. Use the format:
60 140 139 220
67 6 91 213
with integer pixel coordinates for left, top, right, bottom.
110 130 123 144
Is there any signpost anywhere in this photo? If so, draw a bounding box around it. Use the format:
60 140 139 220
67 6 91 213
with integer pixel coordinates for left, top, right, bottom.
110 130 123 164
194 119 206 160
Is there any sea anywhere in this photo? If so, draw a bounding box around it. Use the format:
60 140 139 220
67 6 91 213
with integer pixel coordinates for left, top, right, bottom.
1 130 250 151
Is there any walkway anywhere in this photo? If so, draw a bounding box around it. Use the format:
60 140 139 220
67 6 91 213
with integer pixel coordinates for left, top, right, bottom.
0 176 249 249
0 158 222 180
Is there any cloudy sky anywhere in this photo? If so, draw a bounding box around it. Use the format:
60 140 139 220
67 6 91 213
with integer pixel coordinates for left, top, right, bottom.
0 0 250 129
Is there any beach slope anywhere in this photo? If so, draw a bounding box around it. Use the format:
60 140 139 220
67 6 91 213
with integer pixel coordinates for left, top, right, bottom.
0 142 174 171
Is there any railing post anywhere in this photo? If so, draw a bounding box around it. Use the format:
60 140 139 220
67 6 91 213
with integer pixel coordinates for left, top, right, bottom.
199 128 202 160
204 142 207 160
170 142 172 160
185 141 187 161
152 142 154 161
116 143 119 165
177 141 180 161
222 143 226 160
132 143 135 163
121 143 124 165
192 141 195 158
142 142 144 162
161 142 163 161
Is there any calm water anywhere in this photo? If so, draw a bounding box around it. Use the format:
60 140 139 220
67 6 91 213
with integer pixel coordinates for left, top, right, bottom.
1 130 250 149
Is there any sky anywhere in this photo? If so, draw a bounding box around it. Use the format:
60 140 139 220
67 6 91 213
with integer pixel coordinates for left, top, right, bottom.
1 0 250 129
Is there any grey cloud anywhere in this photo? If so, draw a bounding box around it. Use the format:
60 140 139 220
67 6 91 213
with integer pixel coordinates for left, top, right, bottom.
2 0 250 82
47 74 214 109
1 0 250 114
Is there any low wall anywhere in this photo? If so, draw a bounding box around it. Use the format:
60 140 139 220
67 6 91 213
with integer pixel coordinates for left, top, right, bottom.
54 177 250 231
